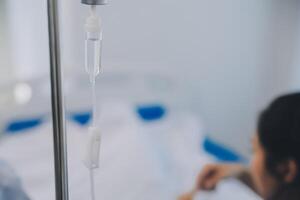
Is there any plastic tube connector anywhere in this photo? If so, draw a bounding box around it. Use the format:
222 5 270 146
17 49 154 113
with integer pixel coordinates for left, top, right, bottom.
83 126 101 169
85 7 101 33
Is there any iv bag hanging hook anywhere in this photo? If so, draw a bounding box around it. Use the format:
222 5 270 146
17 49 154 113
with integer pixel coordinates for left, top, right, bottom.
82 0 108 5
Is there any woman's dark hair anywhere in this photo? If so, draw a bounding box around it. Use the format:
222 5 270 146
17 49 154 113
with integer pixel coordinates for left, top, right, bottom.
258 93 300 185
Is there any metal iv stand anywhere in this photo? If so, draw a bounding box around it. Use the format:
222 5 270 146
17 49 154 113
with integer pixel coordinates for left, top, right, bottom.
47 0 107 200
47 0 69 200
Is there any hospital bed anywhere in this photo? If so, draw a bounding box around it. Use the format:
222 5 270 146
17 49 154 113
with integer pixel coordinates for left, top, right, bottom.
0 72 261 200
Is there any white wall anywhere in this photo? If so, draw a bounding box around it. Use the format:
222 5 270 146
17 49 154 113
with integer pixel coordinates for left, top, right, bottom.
6 0 49 81
5 0 300 156
257 0 300 106
195 0 300 155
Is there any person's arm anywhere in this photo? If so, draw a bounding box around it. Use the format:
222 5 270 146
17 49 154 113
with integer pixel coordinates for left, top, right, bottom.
196 163 258 194
235 167 258 194
196 163 243 190
178 163 258 200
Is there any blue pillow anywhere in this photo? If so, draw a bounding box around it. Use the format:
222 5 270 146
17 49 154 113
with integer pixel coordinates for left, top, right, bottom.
136 104 166 121
70 112 92 126
203 137 245 162
5 117 44 134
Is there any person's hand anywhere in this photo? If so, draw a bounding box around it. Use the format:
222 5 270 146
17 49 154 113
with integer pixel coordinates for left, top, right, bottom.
178 163 246 200
177 192 193 200
197 163 245 191
177 189 197 200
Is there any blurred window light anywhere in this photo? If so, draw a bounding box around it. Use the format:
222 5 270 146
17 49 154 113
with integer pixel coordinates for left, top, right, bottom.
14 82 32 105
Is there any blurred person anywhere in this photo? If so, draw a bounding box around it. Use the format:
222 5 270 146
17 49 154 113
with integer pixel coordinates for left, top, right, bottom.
0 160 30 200
180 93 300 200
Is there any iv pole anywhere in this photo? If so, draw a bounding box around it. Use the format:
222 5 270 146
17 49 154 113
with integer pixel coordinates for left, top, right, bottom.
47 0 69 200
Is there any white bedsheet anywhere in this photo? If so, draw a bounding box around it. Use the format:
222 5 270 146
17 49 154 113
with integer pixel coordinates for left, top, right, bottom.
0 102 261 200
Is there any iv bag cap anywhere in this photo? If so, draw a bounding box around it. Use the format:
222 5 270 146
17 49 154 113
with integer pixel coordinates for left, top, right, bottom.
82 0 108 5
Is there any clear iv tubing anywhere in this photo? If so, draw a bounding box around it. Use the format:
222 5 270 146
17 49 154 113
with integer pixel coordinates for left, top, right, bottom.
85 5 102 200
90 168 96 200
91 79 97 127
90 81 97 200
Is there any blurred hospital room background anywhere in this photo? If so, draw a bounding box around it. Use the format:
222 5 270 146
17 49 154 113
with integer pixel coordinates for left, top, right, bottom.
0 0 300 200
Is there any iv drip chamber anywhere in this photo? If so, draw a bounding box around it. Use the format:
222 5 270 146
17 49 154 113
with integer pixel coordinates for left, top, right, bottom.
85 7 102 83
